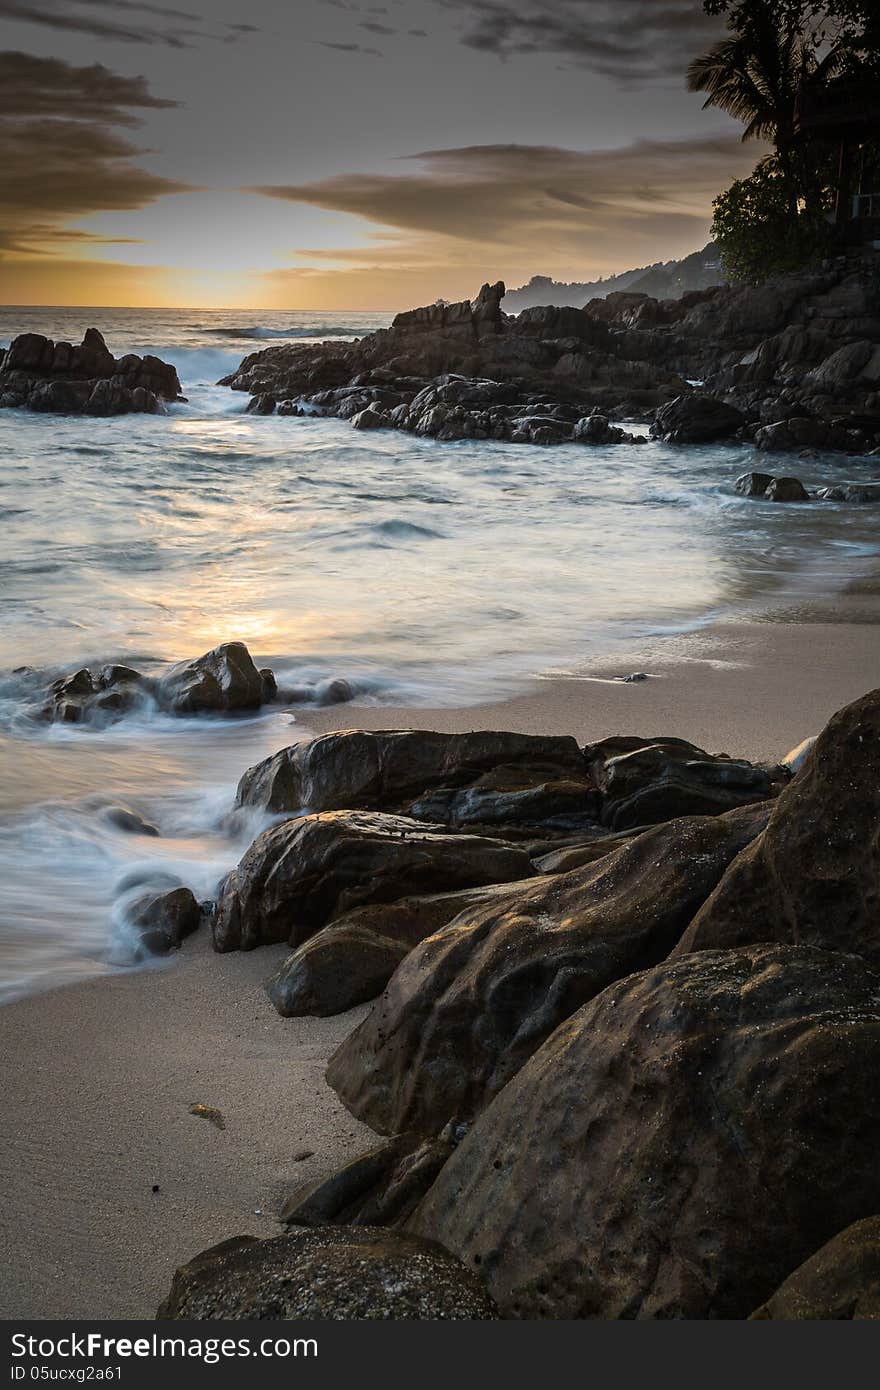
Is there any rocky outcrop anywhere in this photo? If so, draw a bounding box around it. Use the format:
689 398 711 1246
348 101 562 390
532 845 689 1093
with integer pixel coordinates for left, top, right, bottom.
326 804 771 1137
750 1216 880 1319
37 642 277 724
213 811 534 952
219 279 687 440
0 329 181 416
408 945 880 1318
675 687 880 965
157 1226 498 1320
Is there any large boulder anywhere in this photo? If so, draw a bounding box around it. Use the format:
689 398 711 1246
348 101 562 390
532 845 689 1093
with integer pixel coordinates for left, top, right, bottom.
408 945 880 1319
213 811 533 951
159 641 271 714
326 804 771 1137
586 735 788 830
157 1227 498 1320
650 394 745 443
676 687 880 965
750 1216 880 1319
234 728 592 822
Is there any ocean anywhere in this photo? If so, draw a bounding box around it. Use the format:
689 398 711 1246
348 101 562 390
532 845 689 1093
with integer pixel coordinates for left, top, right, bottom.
1 304 878 1000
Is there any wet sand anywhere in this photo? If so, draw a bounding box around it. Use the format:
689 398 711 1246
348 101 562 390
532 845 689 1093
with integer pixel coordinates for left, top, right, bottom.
2 602 879 1318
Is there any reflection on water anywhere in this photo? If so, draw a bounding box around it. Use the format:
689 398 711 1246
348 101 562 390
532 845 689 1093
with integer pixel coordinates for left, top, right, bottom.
2 305 880 1000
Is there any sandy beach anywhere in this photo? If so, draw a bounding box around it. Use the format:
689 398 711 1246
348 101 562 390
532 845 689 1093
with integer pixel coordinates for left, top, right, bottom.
2 601 880 1319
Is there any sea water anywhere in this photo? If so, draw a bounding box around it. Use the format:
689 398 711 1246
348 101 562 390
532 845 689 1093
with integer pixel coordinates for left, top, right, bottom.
1 305 878 999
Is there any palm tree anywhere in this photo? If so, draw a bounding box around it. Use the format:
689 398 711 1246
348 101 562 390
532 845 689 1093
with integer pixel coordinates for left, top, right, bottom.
687 7 844 209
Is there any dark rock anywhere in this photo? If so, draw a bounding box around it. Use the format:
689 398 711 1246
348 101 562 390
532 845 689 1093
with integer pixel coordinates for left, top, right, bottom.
129 886 201 954
39 663 154 724
0 328 180 416
234 728 589 820
765 476 810 502
280 1130 457 1230
650 394 745 443
101 805 160 836
267 923 410 1017
409 944 880 1319
266 885 502 1016
676 687 880 966
159 641 269 714
327 804 770 1137
213 811 533 951
586 735 788 830
157 1226 498 1320
734 470 773 497
246 393 276 415
750 1216 880 1319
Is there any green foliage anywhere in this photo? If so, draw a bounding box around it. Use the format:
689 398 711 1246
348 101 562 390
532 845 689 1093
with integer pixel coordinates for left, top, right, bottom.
711 157 833 282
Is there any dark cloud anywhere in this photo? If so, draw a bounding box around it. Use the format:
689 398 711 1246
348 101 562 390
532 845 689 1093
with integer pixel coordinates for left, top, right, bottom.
436 1 719 82
0 0 258 48
0 51 177 120
0 50 192 255
253 135 756 256
316 40 383 56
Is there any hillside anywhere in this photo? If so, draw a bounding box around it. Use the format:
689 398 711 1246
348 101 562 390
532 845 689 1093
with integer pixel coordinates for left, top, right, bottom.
504 243 725 312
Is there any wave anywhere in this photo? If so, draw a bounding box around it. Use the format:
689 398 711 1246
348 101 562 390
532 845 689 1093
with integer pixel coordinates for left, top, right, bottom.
200 324 367 342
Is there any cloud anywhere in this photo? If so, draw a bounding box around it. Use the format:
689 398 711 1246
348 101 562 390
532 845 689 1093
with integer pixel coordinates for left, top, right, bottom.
0 0 258 48
0 50 193 256
252 134 758 272
435 0 719 82
0 51 177 120
316 40 383 56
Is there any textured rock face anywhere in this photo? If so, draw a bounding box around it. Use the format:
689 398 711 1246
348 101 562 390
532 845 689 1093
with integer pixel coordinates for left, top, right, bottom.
235 728 591 821
159 641 270 714
650 393 745 443
408 945 880 1319
676 687 880 965
157 1226 498 1320
213 811 534 952
266 886 502 1016
0 329 180 415
586 735 788 830
750 1217 880 1319
280 1132 457 1231
326 804 771 1137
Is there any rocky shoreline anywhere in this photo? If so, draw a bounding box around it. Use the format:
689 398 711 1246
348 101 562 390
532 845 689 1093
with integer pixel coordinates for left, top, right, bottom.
217 253 880 457
69 634 875 1319
0 328 182 416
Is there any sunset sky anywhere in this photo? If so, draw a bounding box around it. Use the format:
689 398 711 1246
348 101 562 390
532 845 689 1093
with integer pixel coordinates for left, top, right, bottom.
1 0 762 309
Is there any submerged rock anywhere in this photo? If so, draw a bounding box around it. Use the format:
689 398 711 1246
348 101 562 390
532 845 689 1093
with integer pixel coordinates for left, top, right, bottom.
157 1226 498 1320
409 944 880 1318
213 811 533 951
326 804 770 1137
159 641 269 714
734 470 773 497
38 642 277 724
750 1216 880 1320
765 475 810 502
